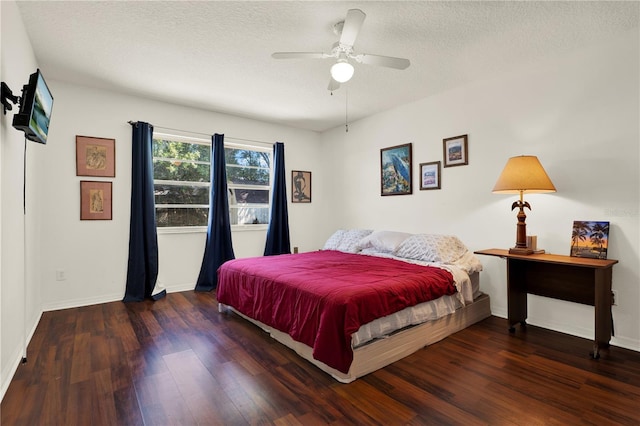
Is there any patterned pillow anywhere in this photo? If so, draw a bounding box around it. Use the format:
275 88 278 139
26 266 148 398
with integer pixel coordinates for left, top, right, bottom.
337 229 373 253
357 230 412 253
323 230 346 250
395 234 469 263
323 229 373 253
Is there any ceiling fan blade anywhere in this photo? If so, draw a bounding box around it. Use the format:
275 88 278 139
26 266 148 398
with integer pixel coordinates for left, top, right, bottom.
271 52 327 60
340 9 366 47
355 54 410 70
328 78 341 91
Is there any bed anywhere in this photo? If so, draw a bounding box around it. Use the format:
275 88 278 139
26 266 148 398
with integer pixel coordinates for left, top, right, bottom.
216 230 491 383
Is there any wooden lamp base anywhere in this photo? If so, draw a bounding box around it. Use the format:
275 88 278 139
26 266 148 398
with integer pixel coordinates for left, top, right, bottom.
509 246 534 255
511 196 535 255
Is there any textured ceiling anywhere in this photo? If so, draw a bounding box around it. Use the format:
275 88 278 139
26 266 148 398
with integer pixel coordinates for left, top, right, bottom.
15 1 639 132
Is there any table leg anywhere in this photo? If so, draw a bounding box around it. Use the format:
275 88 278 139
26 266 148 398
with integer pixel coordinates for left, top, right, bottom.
507 259 528 331
593 268 613 359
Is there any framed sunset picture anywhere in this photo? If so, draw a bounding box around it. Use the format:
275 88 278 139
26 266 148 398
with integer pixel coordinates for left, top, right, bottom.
570 221 610 259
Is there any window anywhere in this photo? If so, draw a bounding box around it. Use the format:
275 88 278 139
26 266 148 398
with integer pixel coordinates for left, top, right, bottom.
152 133 271 229
225 146 271 226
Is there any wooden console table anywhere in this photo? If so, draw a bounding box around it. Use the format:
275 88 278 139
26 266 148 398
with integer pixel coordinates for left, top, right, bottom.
475 249 618 359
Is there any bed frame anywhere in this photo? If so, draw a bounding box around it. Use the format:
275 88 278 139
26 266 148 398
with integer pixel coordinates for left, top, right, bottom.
219 291 491 383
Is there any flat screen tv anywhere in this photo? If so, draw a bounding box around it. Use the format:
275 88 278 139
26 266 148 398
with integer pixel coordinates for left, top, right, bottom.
12 69 54 144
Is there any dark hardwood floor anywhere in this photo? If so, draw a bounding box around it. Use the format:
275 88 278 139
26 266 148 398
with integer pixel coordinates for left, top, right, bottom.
2 291 639 425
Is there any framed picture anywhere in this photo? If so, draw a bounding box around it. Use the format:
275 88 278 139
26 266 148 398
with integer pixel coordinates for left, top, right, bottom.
570 221 610 259
76 135 115 177
443 134 468 167
419 161 441 190
80 181 112 220
291 170 311 203
381 143 412 196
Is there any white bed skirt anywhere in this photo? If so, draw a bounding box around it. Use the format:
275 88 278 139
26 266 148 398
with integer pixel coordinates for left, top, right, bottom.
219 293 491 383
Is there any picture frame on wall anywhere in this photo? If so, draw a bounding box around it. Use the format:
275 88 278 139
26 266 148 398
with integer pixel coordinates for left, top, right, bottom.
380 143 412 196
443 134 468 168
80 181 112 220
76 135 116 177
291 170 311 203
570 220 610 259
419 161 441 190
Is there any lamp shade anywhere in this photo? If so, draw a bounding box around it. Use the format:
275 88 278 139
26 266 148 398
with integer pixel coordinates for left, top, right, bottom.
492 155 556 194
330 60 354 83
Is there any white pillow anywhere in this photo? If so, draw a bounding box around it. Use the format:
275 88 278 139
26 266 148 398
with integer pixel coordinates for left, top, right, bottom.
395 234 469 263
357 230 412 253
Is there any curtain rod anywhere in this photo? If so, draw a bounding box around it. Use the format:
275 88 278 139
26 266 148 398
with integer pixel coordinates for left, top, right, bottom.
127 121 273 146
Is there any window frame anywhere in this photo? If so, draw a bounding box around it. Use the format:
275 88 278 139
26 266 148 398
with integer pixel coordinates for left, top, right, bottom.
152 132 272 233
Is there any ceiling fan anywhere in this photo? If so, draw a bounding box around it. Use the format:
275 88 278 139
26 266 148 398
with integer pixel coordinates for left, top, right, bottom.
272 9 411 91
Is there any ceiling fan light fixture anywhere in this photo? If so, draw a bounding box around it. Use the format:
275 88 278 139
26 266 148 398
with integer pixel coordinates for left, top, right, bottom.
330 60 354 83
272 9 409 91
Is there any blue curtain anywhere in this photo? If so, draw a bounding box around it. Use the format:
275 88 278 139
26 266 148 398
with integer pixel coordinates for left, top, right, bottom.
124 121 166 302
264 142 291 256
195 134 235 291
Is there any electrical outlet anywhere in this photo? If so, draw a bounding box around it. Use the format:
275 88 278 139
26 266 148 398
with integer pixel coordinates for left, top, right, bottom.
55 270 66 281
611 290 618 306
293 246 299 254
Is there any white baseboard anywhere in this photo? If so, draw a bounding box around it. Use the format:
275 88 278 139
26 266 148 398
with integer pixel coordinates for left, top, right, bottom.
1 310 42 402
41 282 197 312
490 308 640 353
528 315 640 353
42 292 124 312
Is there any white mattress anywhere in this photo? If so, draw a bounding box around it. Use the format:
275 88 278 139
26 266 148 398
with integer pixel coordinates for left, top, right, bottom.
352 270 480 347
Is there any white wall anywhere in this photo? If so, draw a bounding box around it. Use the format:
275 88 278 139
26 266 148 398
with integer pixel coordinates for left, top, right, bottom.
0 0 44 399
1 2 325 395
39 81 324 310
320 29 640 351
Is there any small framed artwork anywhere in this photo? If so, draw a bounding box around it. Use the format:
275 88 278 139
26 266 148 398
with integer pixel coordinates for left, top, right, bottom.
419 161 441 190
381 143 412 196
76 135 115 177
291 170 311 203
570 221 610 259
443 134 468 168
80 181 112 220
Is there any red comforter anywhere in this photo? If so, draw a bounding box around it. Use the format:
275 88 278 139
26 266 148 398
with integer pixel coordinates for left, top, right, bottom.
216 250 455 373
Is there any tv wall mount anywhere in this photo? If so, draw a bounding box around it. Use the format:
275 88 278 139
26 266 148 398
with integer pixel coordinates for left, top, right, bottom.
1 81 21 115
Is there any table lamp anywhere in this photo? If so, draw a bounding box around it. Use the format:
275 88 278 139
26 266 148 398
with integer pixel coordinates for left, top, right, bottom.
493 155 556 255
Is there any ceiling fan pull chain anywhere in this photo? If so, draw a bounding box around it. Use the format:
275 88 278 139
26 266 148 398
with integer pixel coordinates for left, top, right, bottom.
345 88 349 133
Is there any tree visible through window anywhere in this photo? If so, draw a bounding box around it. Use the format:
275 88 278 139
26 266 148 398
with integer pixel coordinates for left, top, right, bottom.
153 135 271 228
